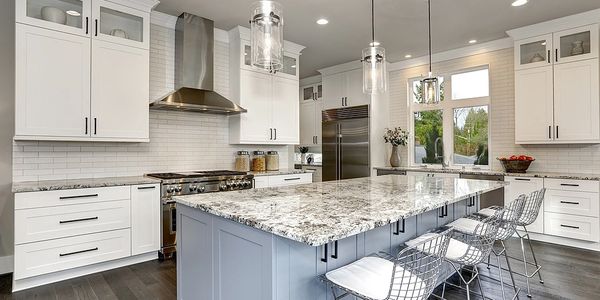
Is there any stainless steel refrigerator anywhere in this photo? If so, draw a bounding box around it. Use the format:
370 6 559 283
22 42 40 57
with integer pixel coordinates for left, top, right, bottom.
322 105 370 181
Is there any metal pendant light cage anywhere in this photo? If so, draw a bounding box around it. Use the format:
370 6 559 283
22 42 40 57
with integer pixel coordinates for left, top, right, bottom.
420 0 440 104
362 0 387 94
250 1 284 72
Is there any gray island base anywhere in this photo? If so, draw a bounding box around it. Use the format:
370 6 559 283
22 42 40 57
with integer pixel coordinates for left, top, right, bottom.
175 175 507 300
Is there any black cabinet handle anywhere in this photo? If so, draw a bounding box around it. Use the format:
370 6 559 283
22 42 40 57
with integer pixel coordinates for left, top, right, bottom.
560 183 579 187
560 201 580 205
341 97 344 106
555 49 558 62
59 216 98 224
321 244 328 262
59 194 98 200
274 128 277 140
548 125 551 139
270 128 273 140
331 241 338 259
95 19 98 36
556 126 559 139
439 207 445 218
85 17 89 35
94 118 97 135
284 177 301 181
85 117 88 135
444 205 448 217
514 178 531 181
60 247 98 257
393 219 405 235
547 50 550 63
138 186 156 190
560 224 579 229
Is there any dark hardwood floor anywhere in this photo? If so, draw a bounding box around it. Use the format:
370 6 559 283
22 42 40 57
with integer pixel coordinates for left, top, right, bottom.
1 238 598 300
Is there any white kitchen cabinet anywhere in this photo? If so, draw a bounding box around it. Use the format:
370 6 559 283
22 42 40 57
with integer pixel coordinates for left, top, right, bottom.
553 25 599 65
16 0 91 37
91 40 149 141
504 176 544 234
514 34 553 70
299 98 323 146
544 212 599 242
322 69 369 110
553 58 599 142
301 83 323 103
271 76 300 144
131 184 160 255
252 173 313 188
92 0 150 50
514 66 554 143
15 24 91 139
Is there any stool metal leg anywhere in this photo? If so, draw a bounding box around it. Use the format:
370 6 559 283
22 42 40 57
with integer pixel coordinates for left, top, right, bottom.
502 241 520 299
523 227 544 284
518 233 533 298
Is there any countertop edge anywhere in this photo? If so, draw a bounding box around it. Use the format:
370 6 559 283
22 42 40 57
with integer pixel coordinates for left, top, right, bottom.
12 176 162 193
374 167 600 181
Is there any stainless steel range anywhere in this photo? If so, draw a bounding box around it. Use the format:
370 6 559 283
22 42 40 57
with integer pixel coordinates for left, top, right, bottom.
146 170 254 259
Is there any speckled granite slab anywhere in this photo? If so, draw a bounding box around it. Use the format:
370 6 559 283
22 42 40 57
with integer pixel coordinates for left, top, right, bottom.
374 167 600 181
249 169 309 177
175 175 507 246
13 176 161 193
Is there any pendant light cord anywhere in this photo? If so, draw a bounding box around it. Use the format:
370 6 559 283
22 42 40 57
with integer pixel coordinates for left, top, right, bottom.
428 0 432 73
371 0 375 43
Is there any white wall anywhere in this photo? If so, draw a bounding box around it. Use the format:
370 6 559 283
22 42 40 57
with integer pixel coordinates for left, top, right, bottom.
12 23 290 182
389 47 600 174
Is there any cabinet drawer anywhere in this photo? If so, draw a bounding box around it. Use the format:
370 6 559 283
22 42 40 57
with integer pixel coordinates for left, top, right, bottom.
544 178 599 193
544 212 599 242
268 173 313 187
544 190 599 217
14 229 131 280
253 177 269 189
15 186 131 210
15 200 131 245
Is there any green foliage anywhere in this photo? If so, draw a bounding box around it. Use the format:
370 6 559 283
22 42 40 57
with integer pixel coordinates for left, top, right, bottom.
414 110 443 164
454 107 488 165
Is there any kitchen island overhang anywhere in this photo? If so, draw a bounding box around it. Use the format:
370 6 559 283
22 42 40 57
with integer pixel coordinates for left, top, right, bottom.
174 175 507 300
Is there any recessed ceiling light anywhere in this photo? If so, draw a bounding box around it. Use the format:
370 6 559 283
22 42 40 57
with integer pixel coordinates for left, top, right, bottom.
404 54 412 58
369 41 381 46
511 0 528 7
469 39 477 44
66 10 81 16
316 18 329 25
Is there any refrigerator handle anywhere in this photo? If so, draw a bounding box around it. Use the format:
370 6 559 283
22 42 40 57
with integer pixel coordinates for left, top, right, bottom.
338 123 343 180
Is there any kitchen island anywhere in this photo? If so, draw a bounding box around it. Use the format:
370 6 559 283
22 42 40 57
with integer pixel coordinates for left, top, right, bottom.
174 175 506 300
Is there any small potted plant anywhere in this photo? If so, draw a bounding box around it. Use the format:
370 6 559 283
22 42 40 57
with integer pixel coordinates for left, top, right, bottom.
384 127 409 167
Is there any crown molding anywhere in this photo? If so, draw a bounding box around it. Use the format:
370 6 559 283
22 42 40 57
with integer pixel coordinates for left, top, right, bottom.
229 26 305 54
507 8 600 40
108 0 159 12
300 75 322 86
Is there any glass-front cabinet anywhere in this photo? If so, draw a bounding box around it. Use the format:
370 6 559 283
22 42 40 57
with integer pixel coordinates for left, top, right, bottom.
301 83 323 103
514 34 552 70
554 25 598 64
17 0 91 36
241 40 299 79
92 0 150 49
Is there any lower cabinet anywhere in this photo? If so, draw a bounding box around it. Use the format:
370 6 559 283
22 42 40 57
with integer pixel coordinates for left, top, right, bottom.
504 176 544 233
131 184 160 255
253 173 313 188
302 166 322 182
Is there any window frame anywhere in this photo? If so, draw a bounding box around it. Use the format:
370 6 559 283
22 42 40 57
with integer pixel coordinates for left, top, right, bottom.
408 65 491 169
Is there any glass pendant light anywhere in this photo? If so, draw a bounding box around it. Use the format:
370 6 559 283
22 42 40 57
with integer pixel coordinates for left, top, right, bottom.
250 1 284 72
362 0 387 94
421 0 440 104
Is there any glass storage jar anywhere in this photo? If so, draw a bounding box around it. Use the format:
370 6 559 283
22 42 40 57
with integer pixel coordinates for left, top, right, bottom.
252 151 266 172
235 151 250 172
266 151 279 171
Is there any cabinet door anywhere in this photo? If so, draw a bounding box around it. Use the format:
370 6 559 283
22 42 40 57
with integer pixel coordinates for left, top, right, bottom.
301 85 316 103
316 83 323 102
514 66 554 143
554 25 599 65
553 58 600 142
239 70 272 143
314 99 323 145
92 0 149 49
271 76 299 144
16 24 91 139
131 184 160 255
514 34 553 70
505 176 544 234
300 101 316 145
278 53 299 80
16 0 91 37
322 73 345 110
91 40 149 141
344 69 370 107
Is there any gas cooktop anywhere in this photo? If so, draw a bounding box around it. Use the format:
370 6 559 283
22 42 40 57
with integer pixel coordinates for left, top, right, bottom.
146 170 248 180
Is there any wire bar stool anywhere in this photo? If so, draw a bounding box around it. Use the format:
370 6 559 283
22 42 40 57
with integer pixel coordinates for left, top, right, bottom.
321 228 453 300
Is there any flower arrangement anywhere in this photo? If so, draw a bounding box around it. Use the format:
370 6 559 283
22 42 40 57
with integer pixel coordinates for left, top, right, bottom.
298 146 309 154
384 127 409 147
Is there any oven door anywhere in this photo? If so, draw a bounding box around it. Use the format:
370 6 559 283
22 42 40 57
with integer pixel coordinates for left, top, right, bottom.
161 201 177 254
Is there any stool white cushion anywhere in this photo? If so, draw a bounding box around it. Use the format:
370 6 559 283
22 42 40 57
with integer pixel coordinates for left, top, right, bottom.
448 218 481 234
325 256 425 300
477 208 497 217
405 233 482 263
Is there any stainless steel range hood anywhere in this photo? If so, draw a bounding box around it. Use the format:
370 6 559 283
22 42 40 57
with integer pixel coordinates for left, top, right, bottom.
150 13 246 115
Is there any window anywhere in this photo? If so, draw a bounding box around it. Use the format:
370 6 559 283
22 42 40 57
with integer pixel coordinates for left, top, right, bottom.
409 66 490 168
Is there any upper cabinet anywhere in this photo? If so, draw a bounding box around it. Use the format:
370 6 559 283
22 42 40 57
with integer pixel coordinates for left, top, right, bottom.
322 69 369 110
14 0 156 142
229 26 305 145
300 82 323 146
512 23 600 144
301 83 322 103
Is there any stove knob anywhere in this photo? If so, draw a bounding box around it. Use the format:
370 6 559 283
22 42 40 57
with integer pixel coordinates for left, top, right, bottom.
166 186 175 193
244 180 252 188
199 186 206 193
189 185 197 192
219 183 227 191
175 186 183 193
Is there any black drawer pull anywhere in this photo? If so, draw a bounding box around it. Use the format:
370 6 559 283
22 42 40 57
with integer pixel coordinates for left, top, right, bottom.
59 194 99 200
560 201 580 205
514 178 531 181
137 186 156 190
393 219 406 235
331 241 338 259
560 183 579 187
94 19 98 36
444 205 448 217
321 244 328 263
59 216 98 224
60 247 99 257
284 177 301 181
560 224 579 229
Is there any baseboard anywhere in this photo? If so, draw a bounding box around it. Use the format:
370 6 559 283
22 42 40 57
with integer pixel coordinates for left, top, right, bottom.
12 252 157 292
0 255 13 275
518 230 600 252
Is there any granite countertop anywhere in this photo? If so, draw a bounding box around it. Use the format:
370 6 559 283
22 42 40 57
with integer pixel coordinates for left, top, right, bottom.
249 169 310 177
12 176 161 193
374 166 600 181
175 175 506 246
294 163 323 167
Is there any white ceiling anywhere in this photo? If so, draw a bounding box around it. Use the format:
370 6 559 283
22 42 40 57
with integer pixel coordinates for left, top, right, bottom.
155 0 600 78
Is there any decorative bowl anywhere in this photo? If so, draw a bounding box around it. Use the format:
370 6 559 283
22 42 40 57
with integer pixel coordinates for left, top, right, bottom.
110 29 129 39
497 158 534 173
41 6 67 25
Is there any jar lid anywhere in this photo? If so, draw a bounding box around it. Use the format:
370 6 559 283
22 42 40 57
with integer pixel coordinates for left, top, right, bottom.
267 151 278 155
253 151 265 155
237 151 249 155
